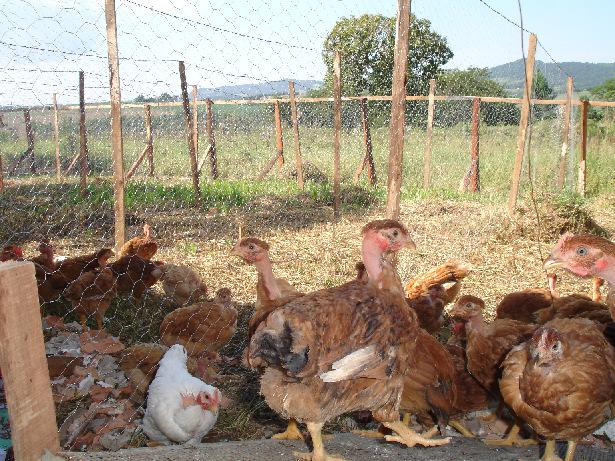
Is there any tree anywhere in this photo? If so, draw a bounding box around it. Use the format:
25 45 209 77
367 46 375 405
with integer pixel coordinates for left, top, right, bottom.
532 69 555 119
590 77 615 100
132 92 177 103
321 14 453 97
436 68 519 126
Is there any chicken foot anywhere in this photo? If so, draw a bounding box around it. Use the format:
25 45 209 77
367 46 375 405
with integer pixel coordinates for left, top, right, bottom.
541 439 563 461
272 418 304 441
484 423 537 447
448 419 475 437
293 422 347 461
381 420 450 447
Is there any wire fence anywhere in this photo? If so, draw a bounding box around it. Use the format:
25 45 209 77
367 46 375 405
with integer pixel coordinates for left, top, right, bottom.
0 0 614 457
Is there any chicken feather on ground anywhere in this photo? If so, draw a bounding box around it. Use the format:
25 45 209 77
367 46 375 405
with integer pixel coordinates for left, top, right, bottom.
232 237 306 441
160 264 208 305
143 344 221 444
118 223 157 260
248 220 449 461
500 318 615 461
449 295 538 446
159 288 237 358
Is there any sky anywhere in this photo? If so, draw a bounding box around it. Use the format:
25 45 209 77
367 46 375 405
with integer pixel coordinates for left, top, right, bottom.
0 0 613 106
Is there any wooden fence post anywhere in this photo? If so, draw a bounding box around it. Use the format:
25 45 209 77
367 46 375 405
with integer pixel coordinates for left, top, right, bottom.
386 0 411 220
578 99 588 196
0 154 3 192
508 32 537 214
78 70 89 197
558 76 573 189
332 50 342 220
24 108 35 173
0 262 60 460
353 98 377 186
179 61 201 202
469 97 480 192
52 93 61 178
145 104 154 176
205 98 218 179
192 85 199 161
105 0 126 251
422 78 436 188
274 100 284 176
288 81 304 189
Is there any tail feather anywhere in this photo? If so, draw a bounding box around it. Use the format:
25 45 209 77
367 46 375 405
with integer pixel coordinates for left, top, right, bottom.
405 260 470 300
249 321 308 374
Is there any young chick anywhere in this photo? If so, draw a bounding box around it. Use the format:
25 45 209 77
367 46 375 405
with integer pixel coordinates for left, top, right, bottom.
500 318 615 461
143 344 221 444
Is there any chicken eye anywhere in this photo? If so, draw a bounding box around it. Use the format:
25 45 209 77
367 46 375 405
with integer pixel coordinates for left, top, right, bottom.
551 342 561 352
392 230 399 237
248 244 254 250
465 303 472 308
576 247 588 256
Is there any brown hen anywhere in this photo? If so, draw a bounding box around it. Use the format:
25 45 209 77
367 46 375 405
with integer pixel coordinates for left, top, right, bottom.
500 318 615 461
63 267 118 330
118 223 157 260
108 255 163 300
55 248 114 285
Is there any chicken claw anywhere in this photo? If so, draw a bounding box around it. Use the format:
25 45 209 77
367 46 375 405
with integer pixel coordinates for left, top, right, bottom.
382 421 450 447
272 419 304 441
541 439 564 461
292 422 347 461
449 420 475 438
484 424 537 447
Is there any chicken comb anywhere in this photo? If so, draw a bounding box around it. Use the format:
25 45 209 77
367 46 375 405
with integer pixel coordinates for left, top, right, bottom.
361 219 408 235
238 237 270 250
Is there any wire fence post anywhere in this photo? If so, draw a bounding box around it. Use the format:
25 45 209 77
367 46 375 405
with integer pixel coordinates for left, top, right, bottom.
507 32 537 214
353 98 376 186
578 99 588 196
0 154 3 192
78 71 89 197
558 76 573 189
24 108 35 174
423 78 436 188
332 50 342 220
192 84 199 162
274 100 284 176
386 0 411 220
52 93 61 179
145 104 154 176
105 0 125 250
205 98 218 179
0 262 60 459
179 61 201 203
288 81 304 190
469 97 480 192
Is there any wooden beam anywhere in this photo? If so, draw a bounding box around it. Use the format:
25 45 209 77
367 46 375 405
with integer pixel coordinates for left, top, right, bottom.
274 100 284 176
52 93 61 179
386 0 411 220
105 0 125 251
257 153 281 180
196 145 211 176
558 76 573 189
144 104 154 176
508 32 537 214
125 145 149 180
578 99 588 196
422 79 436 189
469 97 480 192
205 98 218 179
288 81 304 189
332 50 342 220
353 98 376 186
179 61 201 202
0 262 60 459
192 85 199 162
24 108 35 173
65 151 81 174
78 71 89 197
0 153 3 192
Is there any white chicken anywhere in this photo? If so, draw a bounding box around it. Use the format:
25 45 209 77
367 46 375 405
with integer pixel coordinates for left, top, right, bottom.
142 344 221 444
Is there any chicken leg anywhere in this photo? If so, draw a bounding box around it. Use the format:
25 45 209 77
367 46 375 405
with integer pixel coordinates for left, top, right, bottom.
448 420 475 437
293 422 346 461
272 418 304 441
484 423 537 447
79 313 88 331
96 313 105 331
563 440 577 461
541 439 563 461
381 421 450 447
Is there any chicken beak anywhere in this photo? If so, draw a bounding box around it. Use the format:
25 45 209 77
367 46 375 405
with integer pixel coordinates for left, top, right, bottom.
230 242 241 257
404 236 417 250
543 256 564 271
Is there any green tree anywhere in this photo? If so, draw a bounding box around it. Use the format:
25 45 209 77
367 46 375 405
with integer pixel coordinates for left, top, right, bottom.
590 77 615 100
532 69 555 119
321 14 453 97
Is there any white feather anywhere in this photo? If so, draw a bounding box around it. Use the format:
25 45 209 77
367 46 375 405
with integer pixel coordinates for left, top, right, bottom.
319 345 377 382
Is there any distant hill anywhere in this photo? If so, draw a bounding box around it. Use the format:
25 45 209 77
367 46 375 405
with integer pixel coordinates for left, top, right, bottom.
489 59 615 96
196 79 322 100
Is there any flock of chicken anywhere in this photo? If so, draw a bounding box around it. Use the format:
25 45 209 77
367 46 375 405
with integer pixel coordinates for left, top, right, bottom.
2 220 615 461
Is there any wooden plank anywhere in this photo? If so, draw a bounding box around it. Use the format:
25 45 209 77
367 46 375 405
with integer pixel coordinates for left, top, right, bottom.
422 78 436 188
257 153 281 180
353 98 377 185
144 104 154 176
332 51 342 220
52 93 61 178
205 98 218 179
508 33 537 214
105 0 125 250
192 85 199 162
196 145 211 176
125 145 149 180
179 61 201 202
578 99 588 196
274 100 284 176
24 108 35 173
558 76 573 189
0 262 60 459
78 71 89 197
288 81 304 189
65 151 81 174
386 0 411 220
469 97 480 192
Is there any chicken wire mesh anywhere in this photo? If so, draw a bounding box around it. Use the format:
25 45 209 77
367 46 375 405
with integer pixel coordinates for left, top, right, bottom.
0 0 614 457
